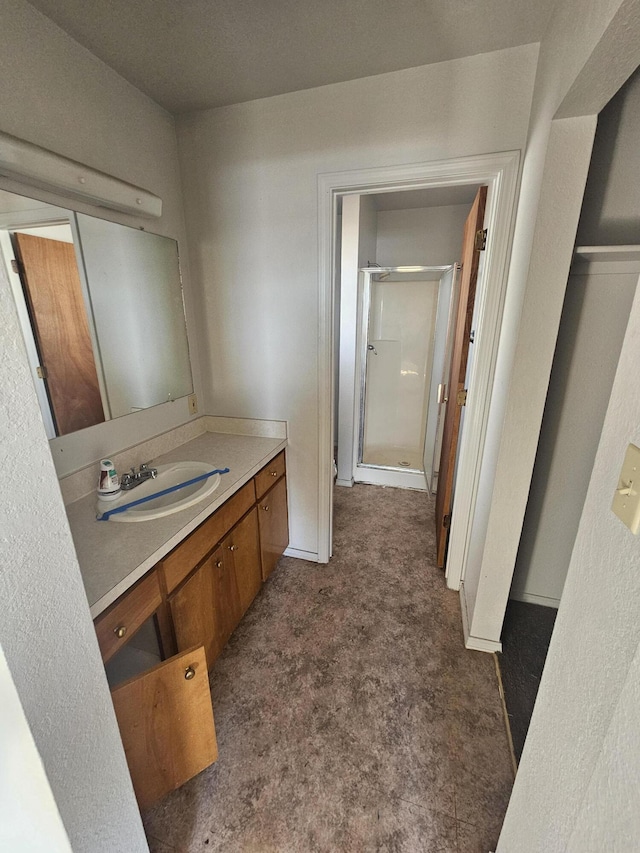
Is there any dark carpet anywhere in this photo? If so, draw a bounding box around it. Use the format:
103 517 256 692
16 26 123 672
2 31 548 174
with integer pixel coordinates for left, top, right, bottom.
498 600 557 764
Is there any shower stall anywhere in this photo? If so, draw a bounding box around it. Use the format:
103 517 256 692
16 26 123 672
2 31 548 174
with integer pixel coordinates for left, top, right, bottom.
353 265 458 491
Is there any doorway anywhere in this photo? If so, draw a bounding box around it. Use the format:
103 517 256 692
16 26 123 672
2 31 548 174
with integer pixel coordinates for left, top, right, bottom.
322 153 521 633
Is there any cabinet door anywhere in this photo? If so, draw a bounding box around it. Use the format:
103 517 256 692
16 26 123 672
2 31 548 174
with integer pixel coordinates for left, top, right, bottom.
111 645 217 810
257 476 289 581
169 547 241 669
225 508 261 619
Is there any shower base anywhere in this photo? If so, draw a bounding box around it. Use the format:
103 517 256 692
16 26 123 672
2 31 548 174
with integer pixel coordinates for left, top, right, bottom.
355 445 427 490
362 445 424 471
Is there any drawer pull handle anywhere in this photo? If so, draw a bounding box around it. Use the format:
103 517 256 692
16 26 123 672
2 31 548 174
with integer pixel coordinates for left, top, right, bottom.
216 560 223 568
114 625 127 639
262 504 270 511
270 471 278 477
228 544 238 551
184 666 195 681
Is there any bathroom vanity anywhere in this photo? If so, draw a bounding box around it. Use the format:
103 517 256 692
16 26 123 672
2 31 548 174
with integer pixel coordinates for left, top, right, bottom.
65 430 288 809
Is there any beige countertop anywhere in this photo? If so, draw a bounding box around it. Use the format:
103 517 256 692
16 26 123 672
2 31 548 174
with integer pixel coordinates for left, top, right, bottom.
65 431 287 618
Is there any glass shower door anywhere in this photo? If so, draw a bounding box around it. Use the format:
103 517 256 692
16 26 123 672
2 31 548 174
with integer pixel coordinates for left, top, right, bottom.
358 269 441 476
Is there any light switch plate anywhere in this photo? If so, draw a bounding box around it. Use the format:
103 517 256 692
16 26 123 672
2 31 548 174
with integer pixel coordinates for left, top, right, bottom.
188 393 198 415
611 443 640 535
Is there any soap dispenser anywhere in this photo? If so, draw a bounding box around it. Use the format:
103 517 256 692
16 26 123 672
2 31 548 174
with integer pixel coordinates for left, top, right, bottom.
97 459 121 501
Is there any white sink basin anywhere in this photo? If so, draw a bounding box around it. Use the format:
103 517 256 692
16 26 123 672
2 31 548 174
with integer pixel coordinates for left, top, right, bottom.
98 461 222 522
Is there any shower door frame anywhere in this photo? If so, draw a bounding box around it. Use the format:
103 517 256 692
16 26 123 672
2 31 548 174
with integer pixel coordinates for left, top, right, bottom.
355 266 452 490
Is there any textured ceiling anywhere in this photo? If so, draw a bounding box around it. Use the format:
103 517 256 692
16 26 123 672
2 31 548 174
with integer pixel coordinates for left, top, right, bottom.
26 0 555 113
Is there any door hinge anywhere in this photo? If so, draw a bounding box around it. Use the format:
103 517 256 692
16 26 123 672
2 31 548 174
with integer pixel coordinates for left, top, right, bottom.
456 389 467 406
36 365 48 379
475 228 487 251
11 258 21 274
443 513 451 529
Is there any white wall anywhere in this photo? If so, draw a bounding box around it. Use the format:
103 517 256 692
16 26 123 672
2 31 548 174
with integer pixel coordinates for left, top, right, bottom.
0 0 201 478
358 195 378 268
460 0 640 647
375 204 469 266
0 645 73 853
0 0 206 847
497 273 640 852
177 44 538 556
0 253 147 849
336 194 377 486
462 114 597 644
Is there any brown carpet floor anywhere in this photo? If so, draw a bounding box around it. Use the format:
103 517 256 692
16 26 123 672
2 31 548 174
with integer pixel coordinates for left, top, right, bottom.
143 484 514 852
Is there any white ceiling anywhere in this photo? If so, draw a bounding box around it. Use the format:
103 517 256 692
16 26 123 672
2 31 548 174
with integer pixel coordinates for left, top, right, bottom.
26 0 555 113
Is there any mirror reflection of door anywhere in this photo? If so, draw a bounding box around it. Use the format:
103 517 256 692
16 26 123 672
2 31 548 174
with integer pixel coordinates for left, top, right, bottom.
12 231 105 436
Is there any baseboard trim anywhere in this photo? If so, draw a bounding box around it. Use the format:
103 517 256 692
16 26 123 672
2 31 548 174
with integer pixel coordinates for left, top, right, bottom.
460 585 502 652
335 478 354 488
284 547 320 563
494 654 519 777
466 634 503 653
509 591 560 609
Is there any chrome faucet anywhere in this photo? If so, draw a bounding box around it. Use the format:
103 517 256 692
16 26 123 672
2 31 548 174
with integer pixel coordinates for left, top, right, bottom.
120 461 158 490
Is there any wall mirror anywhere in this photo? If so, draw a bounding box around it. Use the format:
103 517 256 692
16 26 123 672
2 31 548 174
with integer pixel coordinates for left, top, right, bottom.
0 188 193 439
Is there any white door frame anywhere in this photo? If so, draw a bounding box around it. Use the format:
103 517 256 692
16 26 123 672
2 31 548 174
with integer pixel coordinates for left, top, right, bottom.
317 151 520 573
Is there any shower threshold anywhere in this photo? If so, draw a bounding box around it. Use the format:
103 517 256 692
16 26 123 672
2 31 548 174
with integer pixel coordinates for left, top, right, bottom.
359 461 423 475
355 462 428 491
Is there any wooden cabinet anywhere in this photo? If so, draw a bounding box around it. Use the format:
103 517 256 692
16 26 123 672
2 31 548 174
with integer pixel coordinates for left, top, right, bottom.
168 507 262 661
254 450 286 499
226 508 262 617
111 645 217 810
257 475 289 581
98 570 218 810
94 570 162 663
160 479 256 594
168 546 239 672
96 451 288 811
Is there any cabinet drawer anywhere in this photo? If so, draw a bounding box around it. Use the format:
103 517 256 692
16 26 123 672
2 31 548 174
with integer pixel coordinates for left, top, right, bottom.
254 451 286 499
160 479 256 594
94 570 162 664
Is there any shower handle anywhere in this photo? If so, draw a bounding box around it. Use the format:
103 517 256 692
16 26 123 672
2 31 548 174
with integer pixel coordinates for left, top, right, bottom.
367 344 378 356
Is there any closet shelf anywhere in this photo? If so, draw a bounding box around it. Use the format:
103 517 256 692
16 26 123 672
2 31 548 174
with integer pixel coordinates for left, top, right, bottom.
574 245 640 263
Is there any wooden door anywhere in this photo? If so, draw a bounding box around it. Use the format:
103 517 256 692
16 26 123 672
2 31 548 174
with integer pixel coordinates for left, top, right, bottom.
110 645 218 810
435 187 487 567
169 546 241 670
13 232 104 435
258 476 289 581
225 508 261 618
